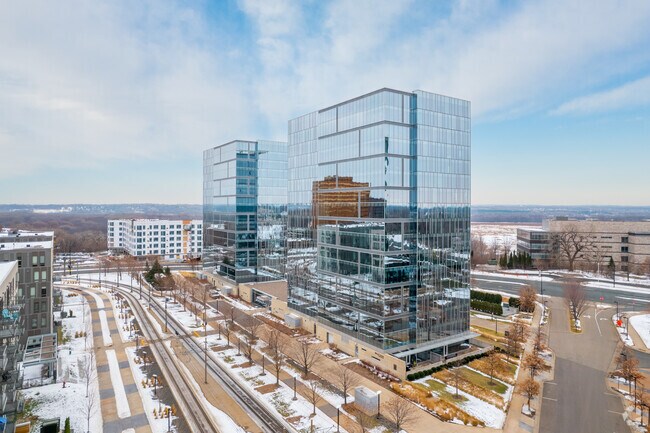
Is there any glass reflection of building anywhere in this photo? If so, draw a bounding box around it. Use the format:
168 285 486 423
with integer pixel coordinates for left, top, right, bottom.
287 88 472 363
203 140 287 283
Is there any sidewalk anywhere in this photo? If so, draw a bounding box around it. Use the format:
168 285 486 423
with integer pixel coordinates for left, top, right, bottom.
83 288 152 433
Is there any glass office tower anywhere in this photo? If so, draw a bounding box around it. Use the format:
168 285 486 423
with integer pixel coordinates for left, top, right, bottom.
287 88 471 363
203 140 287 283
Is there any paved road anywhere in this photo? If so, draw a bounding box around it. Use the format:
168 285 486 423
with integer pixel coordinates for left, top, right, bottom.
538 297 629 433
471 272 650 312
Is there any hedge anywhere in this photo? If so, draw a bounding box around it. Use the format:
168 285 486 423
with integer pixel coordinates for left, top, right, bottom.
508 296 520 308
470 290 502 305
406 351 494 381
470 299 503 316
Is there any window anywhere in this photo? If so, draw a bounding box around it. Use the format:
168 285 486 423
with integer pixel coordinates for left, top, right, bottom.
34 302 40 312
41 316 47 327
32 256 38 266
41 270 46 280
622 237 629 243
622 256 629 262
34 271 39 281
41 288 47 297
17 287 23 297
30 286 36 297
31 318 38 329
621 247 629 253
40 255 45 266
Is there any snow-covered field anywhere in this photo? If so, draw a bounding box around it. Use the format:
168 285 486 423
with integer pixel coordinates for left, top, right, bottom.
21 289 103 432
629 314 650 349
106 349 131 418
471 223 540 252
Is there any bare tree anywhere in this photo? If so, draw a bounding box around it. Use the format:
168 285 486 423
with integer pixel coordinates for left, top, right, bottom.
532 327 547 356
450 362 463 398
82 350 97 398
471 236 489 266
563 279 588 321
291 340 320 378
551 226 594 271
505 321 528 360
245 318 262 344
519 286 537 313
221 321 232 348
384 396 418 432
242 333 255 362
83 388 99 433
483 352 503 385
304 379 323 415
617 350 640 395
523 352 548 379
266 328 288 385
332 363 360 404
519 377 540 408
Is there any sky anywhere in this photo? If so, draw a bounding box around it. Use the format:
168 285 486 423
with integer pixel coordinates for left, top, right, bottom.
0 0 649 206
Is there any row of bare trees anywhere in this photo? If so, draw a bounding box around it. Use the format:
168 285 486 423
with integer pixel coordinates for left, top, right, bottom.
218 312 418 432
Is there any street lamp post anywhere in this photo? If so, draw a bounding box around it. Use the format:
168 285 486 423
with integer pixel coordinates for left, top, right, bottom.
204 336 208 384
337 406 340 433
539 269 543 298
165 297 169 333
293 376 297 400
167 406 171 433
261 356 266 376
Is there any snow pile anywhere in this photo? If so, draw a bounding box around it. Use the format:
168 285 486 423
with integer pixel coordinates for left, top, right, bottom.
629 314 650 349
612 314 634 346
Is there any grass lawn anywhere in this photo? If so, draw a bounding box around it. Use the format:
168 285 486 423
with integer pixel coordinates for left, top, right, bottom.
470 324 504 339
459 367 508 395
414 379 468 403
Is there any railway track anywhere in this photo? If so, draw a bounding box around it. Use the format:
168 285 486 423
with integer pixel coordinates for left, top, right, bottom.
83 278 292 433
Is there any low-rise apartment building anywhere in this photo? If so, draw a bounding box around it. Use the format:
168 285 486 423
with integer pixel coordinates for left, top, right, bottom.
0 229 54 341
107 219 202 260
517 218 650 272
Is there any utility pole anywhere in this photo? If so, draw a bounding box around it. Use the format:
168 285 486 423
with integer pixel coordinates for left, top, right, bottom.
165 297 169 333
204 336 208 384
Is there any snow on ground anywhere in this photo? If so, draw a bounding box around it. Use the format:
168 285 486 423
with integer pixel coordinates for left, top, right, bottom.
415 377 506 428
471 224 539 252
583 280 650 295
21 289 103 432
106 349 131 418
166 300 214 333
471 313 513 323
629 314 650 349
207 341 346 432
612 314 634 346
172 348 246 433
98 310 114 347
472 270 553 282
125 347 178 433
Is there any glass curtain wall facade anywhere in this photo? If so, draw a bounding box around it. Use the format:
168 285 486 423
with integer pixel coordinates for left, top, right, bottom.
287 88 471 361
203 140 287 283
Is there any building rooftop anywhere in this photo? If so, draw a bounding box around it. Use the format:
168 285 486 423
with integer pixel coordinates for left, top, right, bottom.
0 228 54 238
0 261 18 284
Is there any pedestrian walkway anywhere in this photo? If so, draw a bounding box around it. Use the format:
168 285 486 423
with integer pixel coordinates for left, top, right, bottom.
83 288 152 433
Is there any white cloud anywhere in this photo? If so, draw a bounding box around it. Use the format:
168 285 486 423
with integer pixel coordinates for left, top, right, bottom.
0 1 252 180
551 75 650 115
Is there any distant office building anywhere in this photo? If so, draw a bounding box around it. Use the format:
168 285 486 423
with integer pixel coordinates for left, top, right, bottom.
287 88 472 367
0 261 23 426
517 218 650 271
107 219 202 260
0 229 53 341
203 140 288 284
